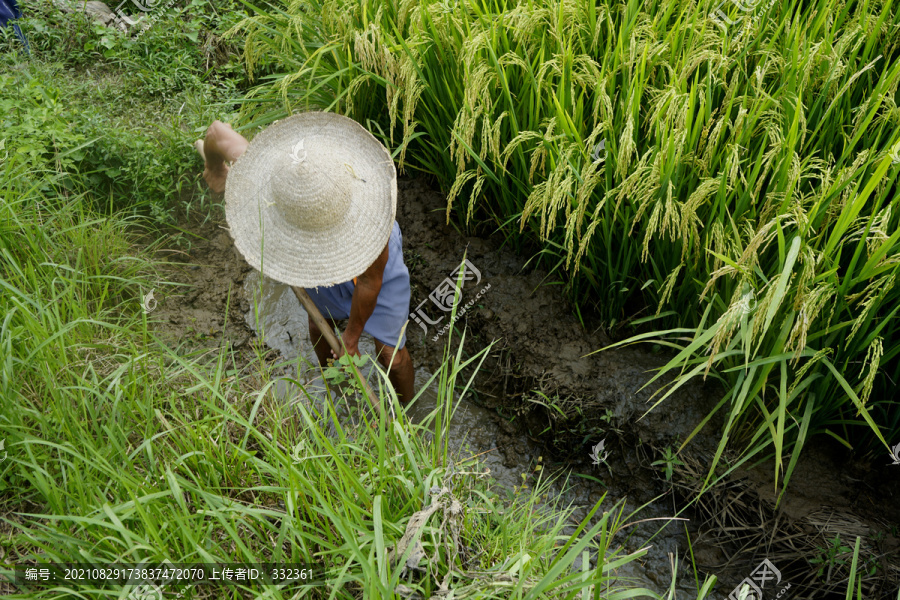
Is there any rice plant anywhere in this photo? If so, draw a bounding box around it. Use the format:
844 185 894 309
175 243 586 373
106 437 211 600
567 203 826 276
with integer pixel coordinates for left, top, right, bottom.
226 0 900 491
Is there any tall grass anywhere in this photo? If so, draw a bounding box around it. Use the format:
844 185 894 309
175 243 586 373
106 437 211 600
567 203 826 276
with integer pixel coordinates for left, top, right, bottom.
226 0 900 490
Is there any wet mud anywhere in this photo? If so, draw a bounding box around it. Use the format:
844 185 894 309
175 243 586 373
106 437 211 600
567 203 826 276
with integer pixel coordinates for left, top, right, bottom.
146 178 900 599
148 221 258 363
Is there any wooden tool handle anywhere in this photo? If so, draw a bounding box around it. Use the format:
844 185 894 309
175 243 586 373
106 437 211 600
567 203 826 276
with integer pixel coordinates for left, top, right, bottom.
292 286 342 355
291 286 379 403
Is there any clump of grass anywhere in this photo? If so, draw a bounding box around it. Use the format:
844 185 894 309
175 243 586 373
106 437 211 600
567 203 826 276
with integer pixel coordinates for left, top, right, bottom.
226 0 900 492
0 0 247 223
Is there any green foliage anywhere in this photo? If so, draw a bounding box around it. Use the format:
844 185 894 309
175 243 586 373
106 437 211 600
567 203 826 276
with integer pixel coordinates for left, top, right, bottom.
651 447 685 482
322 352 369 388
1 0 247 87
226 0 900 492
811 535 854 582
0 73 88 176
0 65 197 220
0 0 248 222
0 0 96 60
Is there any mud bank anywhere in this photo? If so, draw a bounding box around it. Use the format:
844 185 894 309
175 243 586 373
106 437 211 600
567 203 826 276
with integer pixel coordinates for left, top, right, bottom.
676 441 900 598
147 220 258 363
147 203 707 594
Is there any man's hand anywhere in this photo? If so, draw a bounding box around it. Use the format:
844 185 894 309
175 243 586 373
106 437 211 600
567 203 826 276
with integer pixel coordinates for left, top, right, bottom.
331 330 361 360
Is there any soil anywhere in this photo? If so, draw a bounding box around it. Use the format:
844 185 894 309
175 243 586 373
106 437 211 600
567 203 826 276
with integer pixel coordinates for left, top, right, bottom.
147 218 260 364
679 439 900 598
144 176 900 600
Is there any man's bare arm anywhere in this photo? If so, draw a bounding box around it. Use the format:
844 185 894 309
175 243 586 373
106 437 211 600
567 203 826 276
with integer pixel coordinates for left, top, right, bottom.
338 242 390 357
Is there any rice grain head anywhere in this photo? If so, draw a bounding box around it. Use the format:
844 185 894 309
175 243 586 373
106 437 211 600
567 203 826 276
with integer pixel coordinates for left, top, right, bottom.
858 337 883 407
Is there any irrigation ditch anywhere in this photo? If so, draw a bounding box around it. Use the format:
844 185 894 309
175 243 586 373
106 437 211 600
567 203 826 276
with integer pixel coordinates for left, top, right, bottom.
147 176 900 599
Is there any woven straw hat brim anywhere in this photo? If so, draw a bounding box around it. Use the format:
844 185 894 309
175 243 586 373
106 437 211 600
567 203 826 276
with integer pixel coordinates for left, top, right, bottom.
224 112 397 288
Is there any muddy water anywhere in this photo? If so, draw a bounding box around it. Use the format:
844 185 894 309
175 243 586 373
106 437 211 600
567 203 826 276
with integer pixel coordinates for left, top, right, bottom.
242 270 702 597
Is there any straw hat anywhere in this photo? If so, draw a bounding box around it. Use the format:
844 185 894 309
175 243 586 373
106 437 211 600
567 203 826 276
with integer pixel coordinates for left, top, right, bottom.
224 111 397 288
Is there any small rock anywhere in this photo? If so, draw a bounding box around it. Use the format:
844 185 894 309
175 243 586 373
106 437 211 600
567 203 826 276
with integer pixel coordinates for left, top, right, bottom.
54 0 139 31
394 584 422 600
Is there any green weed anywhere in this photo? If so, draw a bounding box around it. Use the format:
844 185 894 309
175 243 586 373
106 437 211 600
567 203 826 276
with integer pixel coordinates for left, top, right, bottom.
651 447 685 483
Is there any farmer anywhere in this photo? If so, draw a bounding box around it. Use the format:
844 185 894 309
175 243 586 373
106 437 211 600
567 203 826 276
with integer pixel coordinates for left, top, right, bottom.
196 113 415 405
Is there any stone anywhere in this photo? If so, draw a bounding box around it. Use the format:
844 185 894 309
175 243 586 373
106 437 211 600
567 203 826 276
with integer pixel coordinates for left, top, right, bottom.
53 0 141 32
